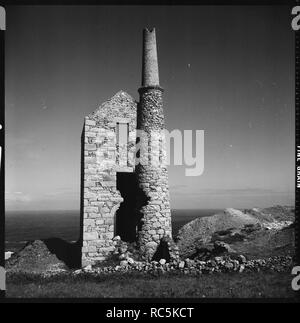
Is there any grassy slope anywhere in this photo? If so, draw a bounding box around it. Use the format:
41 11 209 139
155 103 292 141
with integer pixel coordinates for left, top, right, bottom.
6 271 295 298
230 226 294 259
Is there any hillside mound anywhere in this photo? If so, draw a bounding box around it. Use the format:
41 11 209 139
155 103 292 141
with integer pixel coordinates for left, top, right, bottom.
176 206 294 259
6 240 67 274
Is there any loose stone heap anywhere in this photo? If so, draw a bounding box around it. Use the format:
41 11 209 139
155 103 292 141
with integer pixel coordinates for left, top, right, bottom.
109 235 180 266
136 28 172 260
76 255 293 277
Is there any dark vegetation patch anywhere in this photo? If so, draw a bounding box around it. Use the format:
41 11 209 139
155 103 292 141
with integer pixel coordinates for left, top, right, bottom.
6 271 295 298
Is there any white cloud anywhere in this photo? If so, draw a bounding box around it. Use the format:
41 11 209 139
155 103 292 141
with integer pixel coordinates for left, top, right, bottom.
5 191 32 202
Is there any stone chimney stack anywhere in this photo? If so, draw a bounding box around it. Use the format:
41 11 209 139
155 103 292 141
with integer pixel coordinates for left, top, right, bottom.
136 28 172 260
142 28 159 87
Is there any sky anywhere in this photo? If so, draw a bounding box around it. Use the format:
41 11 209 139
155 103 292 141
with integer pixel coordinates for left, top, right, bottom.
5 5 295 211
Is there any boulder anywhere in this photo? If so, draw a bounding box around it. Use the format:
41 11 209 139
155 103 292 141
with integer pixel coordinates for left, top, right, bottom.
237 254 247 263
159 258 166 265
120 260 128 267
213 241 235 254
84 265 92 272
178 261 185 269
127 257 135 265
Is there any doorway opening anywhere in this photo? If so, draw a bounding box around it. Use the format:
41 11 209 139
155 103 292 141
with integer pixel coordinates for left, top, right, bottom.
115 172 138 242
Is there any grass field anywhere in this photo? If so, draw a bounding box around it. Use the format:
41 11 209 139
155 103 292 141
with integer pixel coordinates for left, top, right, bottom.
6 270 295 299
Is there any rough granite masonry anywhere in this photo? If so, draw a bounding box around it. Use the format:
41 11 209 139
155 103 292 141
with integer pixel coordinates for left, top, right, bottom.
81 28 172 266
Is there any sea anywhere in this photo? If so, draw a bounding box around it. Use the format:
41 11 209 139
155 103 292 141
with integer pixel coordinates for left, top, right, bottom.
5 209 222 252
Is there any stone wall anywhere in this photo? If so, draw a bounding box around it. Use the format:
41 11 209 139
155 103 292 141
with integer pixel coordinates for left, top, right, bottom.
81 91 137 267
136 87 172 260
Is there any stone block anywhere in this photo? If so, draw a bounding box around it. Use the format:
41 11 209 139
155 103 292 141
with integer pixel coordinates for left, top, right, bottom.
89 213 100 218
145 241 158 249
151 200 162 205
85 132 97 138
88 246 97 252
84 181 95 188
85 219 95 226
100 206 110 213
104 218 114 225
83 232 98 241
82 258 92 268
153 222 160 228
82 247 88 253
86 119 96 126
86 144 96 151
100 232 114 240
85 206 98 213
101 181 116 187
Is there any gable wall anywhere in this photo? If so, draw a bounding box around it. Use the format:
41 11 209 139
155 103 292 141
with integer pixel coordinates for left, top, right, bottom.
81 92 137 266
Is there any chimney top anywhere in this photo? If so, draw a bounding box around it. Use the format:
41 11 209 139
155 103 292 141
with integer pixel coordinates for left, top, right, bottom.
141 27 160 87
143 27 155 33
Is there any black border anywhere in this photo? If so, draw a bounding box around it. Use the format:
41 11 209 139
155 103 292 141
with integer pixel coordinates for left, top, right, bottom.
296 22 299 268
0 0 297 5
0 1 299 305
0 23 4 299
